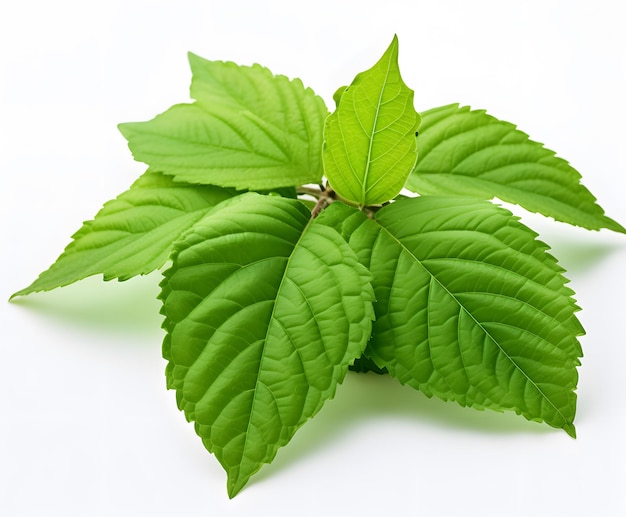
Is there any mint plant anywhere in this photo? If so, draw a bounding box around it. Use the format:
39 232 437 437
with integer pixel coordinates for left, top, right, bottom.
12 36 624 498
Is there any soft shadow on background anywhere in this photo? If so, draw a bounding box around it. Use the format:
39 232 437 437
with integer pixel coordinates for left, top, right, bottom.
542 238 622 276
8 229 621 487
9 272 164 339
254 370 553 487
8 263 559 489
499 202 625 277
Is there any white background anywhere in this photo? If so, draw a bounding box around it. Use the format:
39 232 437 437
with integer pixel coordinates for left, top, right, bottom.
2 1 625 515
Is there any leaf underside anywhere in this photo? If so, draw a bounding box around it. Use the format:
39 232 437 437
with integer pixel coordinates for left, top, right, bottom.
323 35 420 206
408 104 625 233
345 196 583 436
119 57 329 190
12 171 236 298
160 194 374 497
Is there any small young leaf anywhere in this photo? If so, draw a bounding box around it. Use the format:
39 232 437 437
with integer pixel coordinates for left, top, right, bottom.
348 196 583 436
119 57 329 190
323 35 421 206
12 171 236 297
408 104 625 233
160 195 374 497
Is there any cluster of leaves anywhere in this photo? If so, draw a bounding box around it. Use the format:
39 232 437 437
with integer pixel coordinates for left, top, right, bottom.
12 36 624 497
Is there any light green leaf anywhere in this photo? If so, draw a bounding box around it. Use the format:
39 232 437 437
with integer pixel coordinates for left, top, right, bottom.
12 171 236 297
119 57 329 190
160 194 374 497
408 103 625 233
323 35 420 206
348 196 583 436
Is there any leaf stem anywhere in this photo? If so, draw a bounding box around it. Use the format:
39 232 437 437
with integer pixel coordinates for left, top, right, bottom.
296 185 325 199
310 187 337 218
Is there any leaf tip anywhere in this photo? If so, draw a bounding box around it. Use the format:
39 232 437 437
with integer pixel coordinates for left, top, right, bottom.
606 217 626 234
117 121 133 141
9 284 34 300
386 34 400 59
563 423 577 439
187 51 205 72
226 475 249 499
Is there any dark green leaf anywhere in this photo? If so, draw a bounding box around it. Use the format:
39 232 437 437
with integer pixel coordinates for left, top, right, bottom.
348 196 583 436
160 195 374 496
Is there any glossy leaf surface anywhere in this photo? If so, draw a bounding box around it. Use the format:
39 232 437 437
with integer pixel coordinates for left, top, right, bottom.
348 196 583 436
160 195 374 496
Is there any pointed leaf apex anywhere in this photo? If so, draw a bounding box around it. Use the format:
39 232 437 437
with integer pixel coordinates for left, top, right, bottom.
227 476 247 499
386 36 399 65
564 423 577 439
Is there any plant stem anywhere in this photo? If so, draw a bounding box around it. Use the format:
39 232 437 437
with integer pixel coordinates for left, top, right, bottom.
296 185 325 199
310 187 337 218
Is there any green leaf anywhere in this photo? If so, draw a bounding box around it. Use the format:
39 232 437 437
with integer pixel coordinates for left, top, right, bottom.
12 171 236 297
408 103 625 233
348 196 583 436
160 194 374 497
323 35 420 206
118 56 329 190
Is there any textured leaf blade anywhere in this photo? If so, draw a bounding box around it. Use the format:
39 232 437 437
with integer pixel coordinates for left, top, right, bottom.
408 104 625 233
119 58 328 190
323 35 420 206
348 196 583 436
160 195 374 497
12 171 236 298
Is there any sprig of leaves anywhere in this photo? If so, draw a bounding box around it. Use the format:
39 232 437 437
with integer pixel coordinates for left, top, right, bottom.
11 36 624 497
